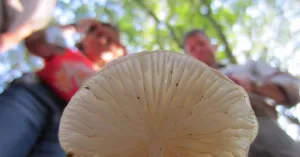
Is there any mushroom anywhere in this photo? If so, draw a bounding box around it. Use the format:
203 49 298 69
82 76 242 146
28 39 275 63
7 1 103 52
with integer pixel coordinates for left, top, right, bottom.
59 50 258 157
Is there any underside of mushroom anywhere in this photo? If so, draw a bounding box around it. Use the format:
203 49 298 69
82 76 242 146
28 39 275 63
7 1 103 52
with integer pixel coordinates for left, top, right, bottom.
59 50 258 157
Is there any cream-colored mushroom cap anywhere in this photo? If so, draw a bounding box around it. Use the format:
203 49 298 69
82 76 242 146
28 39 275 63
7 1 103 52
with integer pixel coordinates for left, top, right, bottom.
59 50 258 157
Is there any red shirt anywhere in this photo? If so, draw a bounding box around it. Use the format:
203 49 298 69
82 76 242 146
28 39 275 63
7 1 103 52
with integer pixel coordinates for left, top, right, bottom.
37 49 95 101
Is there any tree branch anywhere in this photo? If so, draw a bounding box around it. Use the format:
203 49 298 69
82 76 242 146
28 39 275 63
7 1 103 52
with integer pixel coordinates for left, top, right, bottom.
155 25 164 49
201 0 237 64
134 0 183 49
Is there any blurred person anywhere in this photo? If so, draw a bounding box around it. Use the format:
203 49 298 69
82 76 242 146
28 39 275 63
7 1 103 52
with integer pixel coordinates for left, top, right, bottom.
0 0 56 53
25 19 126 101
183 29 300 157
0 19 126 157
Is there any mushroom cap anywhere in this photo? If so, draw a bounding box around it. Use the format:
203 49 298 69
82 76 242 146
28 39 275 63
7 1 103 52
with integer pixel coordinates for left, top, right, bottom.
59 50 258 157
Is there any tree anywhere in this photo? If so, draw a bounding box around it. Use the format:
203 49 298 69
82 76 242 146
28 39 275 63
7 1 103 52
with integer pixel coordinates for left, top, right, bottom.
0 0 299 141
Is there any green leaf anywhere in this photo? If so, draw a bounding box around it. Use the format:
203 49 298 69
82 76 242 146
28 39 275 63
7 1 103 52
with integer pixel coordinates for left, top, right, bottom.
216 51 227 60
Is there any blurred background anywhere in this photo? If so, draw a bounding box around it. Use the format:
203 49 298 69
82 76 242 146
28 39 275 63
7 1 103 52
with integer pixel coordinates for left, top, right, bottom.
0 0 300 141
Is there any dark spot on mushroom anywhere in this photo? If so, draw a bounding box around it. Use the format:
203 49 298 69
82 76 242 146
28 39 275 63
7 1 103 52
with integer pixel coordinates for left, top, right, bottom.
84 86 90 90
176 83 179 86
201 96 203 98
183 128 187 130
137 97 140 99
110 77 112 79
189 133 192 136
66 152 74 157
160 148 162 151
170 70 173 74
224 111 229 114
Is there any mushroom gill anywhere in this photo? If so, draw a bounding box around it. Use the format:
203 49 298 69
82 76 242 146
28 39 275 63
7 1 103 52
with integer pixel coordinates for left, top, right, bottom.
59 50 258 157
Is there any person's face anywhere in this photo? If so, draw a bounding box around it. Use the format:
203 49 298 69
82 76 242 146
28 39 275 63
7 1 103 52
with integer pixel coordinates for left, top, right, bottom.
82 23 126 67
184 33 217 67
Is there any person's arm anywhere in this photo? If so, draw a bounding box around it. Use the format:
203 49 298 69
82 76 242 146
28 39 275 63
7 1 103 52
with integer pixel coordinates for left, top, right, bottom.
0 23 33 52
24 25 72 59
56 19 101 36
248 60 300 107
221 60 299 106
252 80 286 104
0 0 57 53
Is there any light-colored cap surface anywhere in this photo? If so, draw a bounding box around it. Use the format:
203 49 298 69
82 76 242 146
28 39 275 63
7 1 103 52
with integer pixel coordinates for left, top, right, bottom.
59 50 258 157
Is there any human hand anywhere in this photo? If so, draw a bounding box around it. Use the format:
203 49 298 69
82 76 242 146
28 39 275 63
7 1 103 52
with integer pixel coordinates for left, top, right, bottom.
0 33 15 52
76 19 100 33
252 81 286 104
94 43 126 67
1 24 33 52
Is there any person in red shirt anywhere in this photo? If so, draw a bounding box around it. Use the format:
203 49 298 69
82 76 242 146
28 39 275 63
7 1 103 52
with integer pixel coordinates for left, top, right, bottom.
0 19 126 156
25 19 126 101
